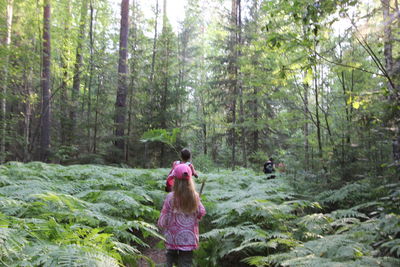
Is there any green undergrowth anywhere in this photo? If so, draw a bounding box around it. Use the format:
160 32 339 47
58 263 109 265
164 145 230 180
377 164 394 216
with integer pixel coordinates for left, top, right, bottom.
0 162 399 266
197 170 400 267
0 162 167 266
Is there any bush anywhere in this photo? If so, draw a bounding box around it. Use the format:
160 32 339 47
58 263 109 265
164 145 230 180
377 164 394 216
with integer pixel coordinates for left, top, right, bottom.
194 154 217 173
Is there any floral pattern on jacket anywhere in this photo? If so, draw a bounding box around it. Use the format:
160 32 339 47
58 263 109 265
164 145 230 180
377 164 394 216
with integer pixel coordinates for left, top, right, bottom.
158 192 206 251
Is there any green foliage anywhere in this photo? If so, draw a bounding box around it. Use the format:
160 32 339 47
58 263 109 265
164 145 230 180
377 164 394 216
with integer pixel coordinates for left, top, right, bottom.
1 163 399 266
140 128 180 146
0 162 166 266
192 154 217 173
140 128 181 155
196 169 399 267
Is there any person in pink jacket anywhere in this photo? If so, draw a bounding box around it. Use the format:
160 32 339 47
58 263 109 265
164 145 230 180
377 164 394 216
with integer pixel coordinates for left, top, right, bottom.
165 148 199 192
158 164 206 267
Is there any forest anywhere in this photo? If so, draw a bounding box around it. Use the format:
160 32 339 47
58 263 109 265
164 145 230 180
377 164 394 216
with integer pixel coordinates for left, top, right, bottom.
0 0 399 266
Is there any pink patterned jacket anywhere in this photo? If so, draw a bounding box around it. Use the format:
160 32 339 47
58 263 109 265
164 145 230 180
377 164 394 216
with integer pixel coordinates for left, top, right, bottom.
158 192 206 251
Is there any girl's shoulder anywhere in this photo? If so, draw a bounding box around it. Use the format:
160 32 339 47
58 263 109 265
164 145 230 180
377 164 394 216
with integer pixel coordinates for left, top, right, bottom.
166 192 174 199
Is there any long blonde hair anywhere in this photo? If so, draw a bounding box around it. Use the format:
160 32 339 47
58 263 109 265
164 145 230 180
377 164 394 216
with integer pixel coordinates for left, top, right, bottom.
173 178 198 214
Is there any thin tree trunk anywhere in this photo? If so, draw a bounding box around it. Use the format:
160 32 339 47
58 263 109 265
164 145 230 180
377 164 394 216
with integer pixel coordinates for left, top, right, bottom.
304 81 309 170
148 0 159 125
382 0 400 177
150 0 159 84
114 0 130 154
237 0 246 167
159 0 168 167
382 0 393 84
201 97 207 155
1 0 13 163
60 1 71 146
313 65 323 160
126 0 138 162
40 0 51 162
87 0 94 152
93 73 102 154
24 67 33 162
229 0 238 170
253 86 259 152
340 71 351 144
71 0 88 146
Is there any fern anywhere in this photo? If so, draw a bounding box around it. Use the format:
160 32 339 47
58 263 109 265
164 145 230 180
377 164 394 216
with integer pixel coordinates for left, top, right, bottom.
0 163 167 266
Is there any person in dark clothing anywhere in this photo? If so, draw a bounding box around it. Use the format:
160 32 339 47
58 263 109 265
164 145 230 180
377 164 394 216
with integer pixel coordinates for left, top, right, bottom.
165 148 199 192
263 157 276 179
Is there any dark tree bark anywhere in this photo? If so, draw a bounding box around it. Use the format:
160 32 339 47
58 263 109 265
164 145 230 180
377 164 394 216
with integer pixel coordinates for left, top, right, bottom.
114 0 130 153
70 0 88 146
228 0 238 170
148 0 159 127
159 0 168 167
382 0 400 177
23 67 33 162
126 0 138 162
40 0 51 162
60 1 71 146
93 71 103 154
313 65 323 160
237 0 246 167
150 0 159 84
1 0 13 163
303 80 309 170
87 0 95 152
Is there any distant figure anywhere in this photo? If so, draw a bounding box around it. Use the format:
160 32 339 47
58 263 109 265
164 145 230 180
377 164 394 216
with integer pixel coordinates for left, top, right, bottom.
158 164 206 267
277 162 286 173
165 148 198 192
263 157 276 179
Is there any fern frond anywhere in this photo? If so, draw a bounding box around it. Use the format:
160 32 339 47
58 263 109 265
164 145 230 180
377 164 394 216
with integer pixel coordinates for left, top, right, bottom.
298 213 333 234
330 209 368 220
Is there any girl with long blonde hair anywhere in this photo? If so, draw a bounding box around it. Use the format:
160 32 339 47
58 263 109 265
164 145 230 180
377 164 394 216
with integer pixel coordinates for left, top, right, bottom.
158 164 206 267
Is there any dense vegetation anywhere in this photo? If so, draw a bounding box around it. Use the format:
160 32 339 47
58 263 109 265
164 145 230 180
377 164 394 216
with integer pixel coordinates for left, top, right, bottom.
1 162 399 266
1 0 399 177
0 162 165 266
1 0 400 265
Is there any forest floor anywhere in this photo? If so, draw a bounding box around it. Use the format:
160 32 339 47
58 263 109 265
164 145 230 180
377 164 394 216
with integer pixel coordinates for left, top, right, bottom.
137 237 166 267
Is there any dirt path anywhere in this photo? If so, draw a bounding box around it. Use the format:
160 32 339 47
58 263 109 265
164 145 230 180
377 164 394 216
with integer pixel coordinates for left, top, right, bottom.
137 237 166 267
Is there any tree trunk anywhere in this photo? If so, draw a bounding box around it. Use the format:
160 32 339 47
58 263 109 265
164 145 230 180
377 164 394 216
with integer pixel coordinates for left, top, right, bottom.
24 68 33 162
150 0 159 84
382 0 393 84
40 0 51 162
304 81 309 170
201 97 207 155
159 0 168 167
93 73 102 154
126 0 138 162
237 0 246 167
114 0 130 153
71 0 88 146
1 0 13 163
148 0 159 125
313 65 323 160
382 0 400 177
87 0 95 152
228 0 238 170
60 1 71 146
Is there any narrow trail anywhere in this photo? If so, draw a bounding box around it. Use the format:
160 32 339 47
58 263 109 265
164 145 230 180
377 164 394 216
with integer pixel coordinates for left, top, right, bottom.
137 237 166 266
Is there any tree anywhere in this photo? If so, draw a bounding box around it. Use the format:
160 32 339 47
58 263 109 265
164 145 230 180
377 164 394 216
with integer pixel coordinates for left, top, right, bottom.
227 0 239 170
70 0 88 146
59 0 71 146
382 0 400 177
40 0 51 162
1 0 13 163
114 0 130 155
